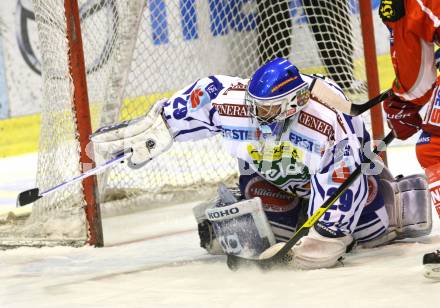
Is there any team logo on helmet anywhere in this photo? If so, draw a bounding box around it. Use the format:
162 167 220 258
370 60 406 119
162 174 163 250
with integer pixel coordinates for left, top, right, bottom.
296 86 310 107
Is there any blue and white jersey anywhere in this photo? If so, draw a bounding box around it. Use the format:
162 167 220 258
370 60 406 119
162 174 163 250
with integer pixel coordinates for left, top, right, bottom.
163 74 372 237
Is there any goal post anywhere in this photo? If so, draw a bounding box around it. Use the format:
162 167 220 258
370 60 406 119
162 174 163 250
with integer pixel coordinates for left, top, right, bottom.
0 0 385 248
64 0 103 247
358 0 387 163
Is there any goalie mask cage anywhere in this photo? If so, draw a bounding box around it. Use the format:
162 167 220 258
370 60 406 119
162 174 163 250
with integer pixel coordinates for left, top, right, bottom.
0 0 384 247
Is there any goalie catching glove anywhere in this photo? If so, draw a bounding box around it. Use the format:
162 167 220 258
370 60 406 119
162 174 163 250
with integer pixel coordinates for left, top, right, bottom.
91 99 173 168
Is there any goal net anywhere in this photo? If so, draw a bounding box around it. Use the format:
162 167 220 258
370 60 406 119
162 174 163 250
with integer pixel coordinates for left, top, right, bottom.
0 0 380 247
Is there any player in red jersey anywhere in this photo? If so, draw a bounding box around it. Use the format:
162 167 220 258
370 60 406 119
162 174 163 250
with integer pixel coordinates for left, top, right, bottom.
379 0 440 278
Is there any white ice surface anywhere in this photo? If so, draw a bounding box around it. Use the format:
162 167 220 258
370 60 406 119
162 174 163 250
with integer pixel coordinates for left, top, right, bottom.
0 153 37 208
0 146 439 308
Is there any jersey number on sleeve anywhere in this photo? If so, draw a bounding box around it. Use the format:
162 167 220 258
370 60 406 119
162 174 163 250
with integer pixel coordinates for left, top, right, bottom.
172 97 188 120
326 188 354 212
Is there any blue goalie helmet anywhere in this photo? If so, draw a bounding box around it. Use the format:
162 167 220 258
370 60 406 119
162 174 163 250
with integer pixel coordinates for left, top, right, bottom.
246 58 310 125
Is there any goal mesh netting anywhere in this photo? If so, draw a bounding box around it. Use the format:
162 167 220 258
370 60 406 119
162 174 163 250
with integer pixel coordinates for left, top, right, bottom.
0 0 374 247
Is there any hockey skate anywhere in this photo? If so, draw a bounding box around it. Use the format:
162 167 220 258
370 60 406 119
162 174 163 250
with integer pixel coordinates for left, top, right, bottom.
423 250 440 280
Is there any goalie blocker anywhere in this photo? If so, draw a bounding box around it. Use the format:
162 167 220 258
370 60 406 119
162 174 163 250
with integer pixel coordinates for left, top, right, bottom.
193 183 278 257
206 198 276 258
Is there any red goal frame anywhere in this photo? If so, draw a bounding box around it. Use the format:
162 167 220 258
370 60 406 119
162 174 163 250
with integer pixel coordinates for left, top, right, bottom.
65 0 103 247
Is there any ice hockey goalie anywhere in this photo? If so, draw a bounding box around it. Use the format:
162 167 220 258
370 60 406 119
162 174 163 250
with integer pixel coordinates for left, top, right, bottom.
92 58 432 270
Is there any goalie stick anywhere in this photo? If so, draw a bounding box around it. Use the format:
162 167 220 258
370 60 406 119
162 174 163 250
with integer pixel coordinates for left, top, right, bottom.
16 149 133 207
309 77 392 116
226 131 395 271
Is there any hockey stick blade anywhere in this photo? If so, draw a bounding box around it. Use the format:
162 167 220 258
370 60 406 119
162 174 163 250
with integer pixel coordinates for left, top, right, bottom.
310 77 392 116
349 89 393 116
227 132 395 271
16 188 42 207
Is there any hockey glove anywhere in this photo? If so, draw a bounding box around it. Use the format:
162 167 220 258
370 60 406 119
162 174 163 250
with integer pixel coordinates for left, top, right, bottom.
383 94 423 140
91 99 173 168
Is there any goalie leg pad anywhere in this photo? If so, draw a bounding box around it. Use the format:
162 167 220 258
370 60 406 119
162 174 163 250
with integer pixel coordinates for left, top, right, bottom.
360 173 432 248
206 197 276 258
385 174 432 239
394 174 432 239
